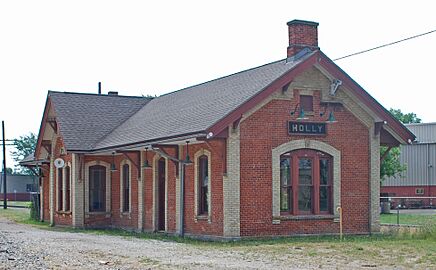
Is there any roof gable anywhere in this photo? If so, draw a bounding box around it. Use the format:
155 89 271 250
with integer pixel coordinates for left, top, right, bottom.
38 92 150 152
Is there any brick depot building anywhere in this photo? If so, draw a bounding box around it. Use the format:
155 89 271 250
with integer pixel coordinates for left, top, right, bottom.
23 20 415 239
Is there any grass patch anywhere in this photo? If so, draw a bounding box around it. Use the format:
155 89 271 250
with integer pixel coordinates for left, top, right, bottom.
0 201 31 208
0 208 435 268
0 208 46 226
381 213 436 226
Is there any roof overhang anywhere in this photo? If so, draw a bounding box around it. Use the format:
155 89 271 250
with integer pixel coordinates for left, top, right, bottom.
206 50 415 145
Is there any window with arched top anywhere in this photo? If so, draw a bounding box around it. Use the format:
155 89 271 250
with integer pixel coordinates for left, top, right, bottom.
65 166 71 212
122 163 130 213
198 155 209 215
280 149 333 215
57 168 63 211
89 165 106 212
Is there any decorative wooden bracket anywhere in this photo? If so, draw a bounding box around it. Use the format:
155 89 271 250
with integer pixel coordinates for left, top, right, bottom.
152 146 179 165
375 121 385 136
47 117 57 133
232 117 241 130
119 151 141 178
41 140 51 154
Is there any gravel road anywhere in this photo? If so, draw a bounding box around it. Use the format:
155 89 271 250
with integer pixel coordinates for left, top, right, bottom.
0 215 429 269
0 216 301 270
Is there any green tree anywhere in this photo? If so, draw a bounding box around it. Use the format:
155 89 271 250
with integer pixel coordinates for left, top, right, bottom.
389 108 421 124
10 132 37 175
380 109 421 180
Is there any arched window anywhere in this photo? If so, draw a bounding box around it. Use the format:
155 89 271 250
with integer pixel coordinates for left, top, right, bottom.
65 166 71 212
280 149 332 215
89 165 106 212
57 168 63 211
122 163 130 212
198 155 209 215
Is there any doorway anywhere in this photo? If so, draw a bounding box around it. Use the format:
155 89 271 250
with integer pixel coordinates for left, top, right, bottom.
157 158 166 231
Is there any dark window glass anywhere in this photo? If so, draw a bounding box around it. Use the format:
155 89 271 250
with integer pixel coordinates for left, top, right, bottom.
300 95 313 112
280 158 292 212
89 165 106 212
58 168 63 211
198 155 208 215
298 158 312 212
320 159 329 185
122 164 130 212
319 159 331 212
65 166 70 212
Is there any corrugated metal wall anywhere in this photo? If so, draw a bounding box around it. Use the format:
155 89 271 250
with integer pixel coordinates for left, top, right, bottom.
383 143 436 187
406 123 436 143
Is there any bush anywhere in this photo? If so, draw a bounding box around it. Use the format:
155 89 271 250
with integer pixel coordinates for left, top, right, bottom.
30 201 38 220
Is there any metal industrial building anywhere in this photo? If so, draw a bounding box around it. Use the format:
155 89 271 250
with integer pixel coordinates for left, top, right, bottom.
381 122 436 208
0 174 38 201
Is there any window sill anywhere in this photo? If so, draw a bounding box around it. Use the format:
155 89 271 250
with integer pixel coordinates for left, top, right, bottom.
120 212 131 219
85 212 111 218
56 211 71 215
195 215 211 223
273 214 338 221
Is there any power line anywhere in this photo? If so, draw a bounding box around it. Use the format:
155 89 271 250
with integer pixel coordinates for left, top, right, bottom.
333 29 436 61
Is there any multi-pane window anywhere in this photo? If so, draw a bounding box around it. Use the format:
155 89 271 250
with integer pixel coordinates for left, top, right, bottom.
65 166 71 212
319 159 331 213
280 150 332 215
89 165 106 212
298 158 313 213
198 155 209 215
122 164 130 212
280 158 292 212
57 168 63 211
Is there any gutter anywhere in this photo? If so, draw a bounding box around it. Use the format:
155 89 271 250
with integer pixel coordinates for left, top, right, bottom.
67 131 207 154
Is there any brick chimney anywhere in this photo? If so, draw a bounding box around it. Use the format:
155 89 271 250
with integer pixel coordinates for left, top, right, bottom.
287 19 319 58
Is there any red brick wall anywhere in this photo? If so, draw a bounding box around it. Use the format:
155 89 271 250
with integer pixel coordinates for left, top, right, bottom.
143 151 154 231
182 141 224 236
381 186 435 208
239 90 370 236
108 153 139 230
82 154 139 229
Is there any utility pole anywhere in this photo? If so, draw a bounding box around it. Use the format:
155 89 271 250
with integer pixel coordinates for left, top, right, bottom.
2 121 7 209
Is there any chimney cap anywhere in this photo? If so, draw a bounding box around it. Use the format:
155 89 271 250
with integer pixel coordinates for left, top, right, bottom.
287 19 319 27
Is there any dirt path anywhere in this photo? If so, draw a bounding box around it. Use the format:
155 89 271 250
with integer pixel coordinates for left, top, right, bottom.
0 216 432 269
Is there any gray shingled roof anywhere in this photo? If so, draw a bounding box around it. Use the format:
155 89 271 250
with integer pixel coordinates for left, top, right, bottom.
49 92 150 150
94 51 315 150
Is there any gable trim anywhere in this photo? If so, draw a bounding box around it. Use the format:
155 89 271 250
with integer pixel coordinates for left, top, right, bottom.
207 52 319 136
